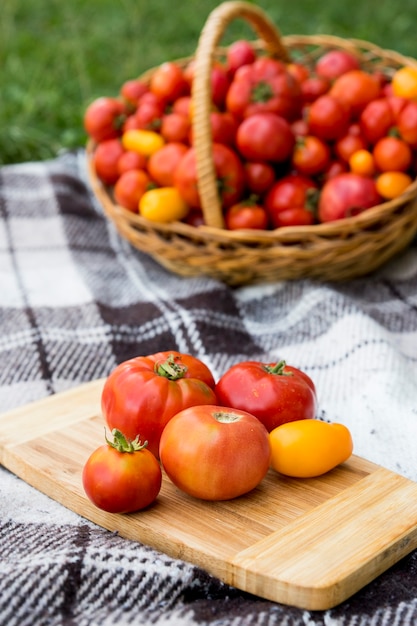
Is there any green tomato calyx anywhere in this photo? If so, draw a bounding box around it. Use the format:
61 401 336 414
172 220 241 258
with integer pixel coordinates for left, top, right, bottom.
155 354 188 380
106 428 148 453
263 360 294 376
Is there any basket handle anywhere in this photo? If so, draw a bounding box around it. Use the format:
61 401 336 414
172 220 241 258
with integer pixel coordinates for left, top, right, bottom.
191 1 290 228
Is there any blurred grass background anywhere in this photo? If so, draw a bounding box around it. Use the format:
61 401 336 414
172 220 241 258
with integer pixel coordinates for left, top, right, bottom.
2 0 417 165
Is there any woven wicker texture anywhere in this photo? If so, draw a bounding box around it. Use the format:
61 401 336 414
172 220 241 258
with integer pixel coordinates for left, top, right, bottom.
87 0 417 285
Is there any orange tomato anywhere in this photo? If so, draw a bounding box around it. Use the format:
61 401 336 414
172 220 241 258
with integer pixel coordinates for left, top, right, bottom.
122 129 165 156
373 136 412 172
139 187 189 222
349 149 375 176
269 419 353 478
391 66 417 100
375 171 413 199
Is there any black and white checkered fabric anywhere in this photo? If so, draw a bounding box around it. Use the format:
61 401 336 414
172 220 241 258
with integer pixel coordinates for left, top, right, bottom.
1 150 417 625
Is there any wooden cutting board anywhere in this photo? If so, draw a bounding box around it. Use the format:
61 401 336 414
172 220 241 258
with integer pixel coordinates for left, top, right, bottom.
1 379 417 611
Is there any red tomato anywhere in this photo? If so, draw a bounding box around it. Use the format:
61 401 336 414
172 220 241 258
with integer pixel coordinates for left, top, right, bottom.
264 174 318 228
307 94 351 141
373 136 412 172
292 135 331 176
84 97 127 143
173 143 245 209
315 49 360 80
226 39 257 76
210 62 231 109
150 61 189 102
93 138 125 185
359 97 396 145
120 79 148 106
318 172 382 222
215 359 317 432
225 200 269 230
334 127 368 163
147 142 188 187
209 111 238 146
82 429 162 513
322 159 349 181
236 113 295 162
300 75 331 103
329 70 381 117
117 150 147 175
114 169 151 212
101 351 217 458
397 100 417 147
160 113 190 144
172 96 192 117
244 161 276 194
159 405 271 501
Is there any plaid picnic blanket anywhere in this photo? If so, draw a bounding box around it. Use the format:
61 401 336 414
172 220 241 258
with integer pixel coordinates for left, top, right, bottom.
1 150 417 626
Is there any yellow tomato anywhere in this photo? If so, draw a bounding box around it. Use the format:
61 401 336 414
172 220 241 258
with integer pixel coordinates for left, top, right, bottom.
349 149 375 177
122 129 165 156
139 187 190 222
269 419 353 478
375 171 413 199
392 66 417 100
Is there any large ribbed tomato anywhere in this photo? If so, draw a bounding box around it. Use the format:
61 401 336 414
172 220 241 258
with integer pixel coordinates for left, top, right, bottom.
215 359 317 432
101 351 217 457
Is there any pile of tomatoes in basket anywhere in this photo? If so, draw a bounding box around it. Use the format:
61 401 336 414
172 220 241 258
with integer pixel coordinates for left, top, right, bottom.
82 351 353 513
84 39 417 230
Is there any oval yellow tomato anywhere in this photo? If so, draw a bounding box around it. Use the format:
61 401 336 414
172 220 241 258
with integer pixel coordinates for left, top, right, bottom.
376 171 413 200
139 187 190 222
269 419 353 478
122 129 165 156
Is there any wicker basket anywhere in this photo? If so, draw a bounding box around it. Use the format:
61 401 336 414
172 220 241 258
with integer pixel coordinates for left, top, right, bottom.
87 0 417 286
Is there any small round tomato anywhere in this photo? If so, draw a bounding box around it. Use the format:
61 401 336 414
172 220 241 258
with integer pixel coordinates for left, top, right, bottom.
102 351 217 458
264 174 318 228
292 135 331 176
160 113 191 144
114 169 152 212
82 429 162 513
147 142 188 187
120 79 148 106
236 113 295 163
375 171 413 199
329 70 381 117
334 126 368 163
373 136 412 173
117 150 147 175
318 172 381 222
225 200 269 230
307 94 351 141
349 149 375 176
315 49 360 80
84 97 127 143
150 61 189 102
300 75 331 103
93 138 125 185
139 187 190 223
159 405 271 501
359 97 396 145
391 65 417 100
397 100 417 146
269 419 353 478
226 39 257 76
215 359 317 432
244 161 276 195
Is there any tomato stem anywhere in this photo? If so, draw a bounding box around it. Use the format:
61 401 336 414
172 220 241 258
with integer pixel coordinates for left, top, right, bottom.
263 360 293 376
106 428 148 453
155 354 187 380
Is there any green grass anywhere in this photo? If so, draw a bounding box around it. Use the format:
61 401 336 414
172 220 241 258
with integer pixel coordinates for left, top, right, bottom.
2 0 417 164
